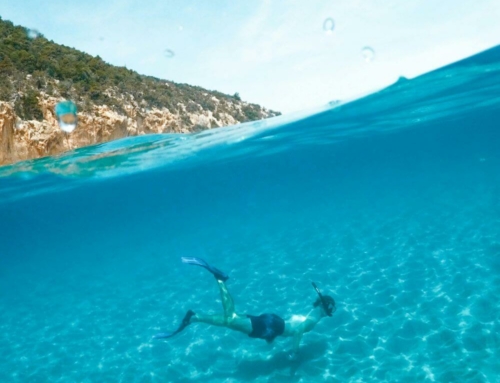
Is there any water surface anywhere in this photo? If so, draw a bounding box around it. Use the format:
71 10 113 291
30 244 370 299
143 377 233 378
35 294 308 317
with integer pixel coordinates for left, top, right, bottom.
1 46 499 382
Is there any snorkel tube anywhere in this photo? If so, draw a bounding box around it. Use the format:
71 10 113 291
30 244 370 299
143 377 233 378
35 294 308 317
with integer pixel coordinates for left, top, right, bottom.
312 282 333 317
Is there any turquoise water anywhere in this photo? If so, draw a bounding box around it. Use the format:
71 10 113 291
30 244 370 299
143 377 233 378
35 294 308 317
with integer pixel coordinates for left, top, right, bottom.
1 46 500 382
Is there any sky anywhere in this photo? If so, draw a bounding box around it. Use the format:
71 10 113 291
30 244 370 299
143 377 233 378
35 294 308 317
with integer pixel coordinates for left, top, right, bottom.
1 0 500 114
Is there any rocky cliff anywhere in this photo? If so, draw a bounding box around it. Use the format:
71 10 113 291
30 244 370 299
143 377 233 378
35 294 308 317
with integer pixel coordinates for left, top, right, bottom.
0 93 277 165
0 17 280 166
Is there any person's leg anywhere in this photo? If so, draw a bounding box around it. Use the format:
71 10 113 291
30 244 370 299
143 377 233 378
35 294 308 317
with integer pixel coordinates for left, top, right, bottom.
218 280 235 320
190 280 236 325
154 257 251 339
191 314 227 326
191 280 252 334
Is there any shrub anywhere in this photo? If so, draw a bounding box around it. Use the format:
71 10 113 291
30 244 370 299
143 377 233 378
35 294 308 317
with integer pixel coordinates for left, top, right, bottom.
14 89 43 120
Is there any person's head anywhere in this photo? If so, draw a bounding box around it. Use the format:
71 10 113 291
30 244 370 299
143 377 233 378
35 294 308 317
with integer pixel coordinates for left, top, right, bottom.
313 295 336 316
311 282 336 317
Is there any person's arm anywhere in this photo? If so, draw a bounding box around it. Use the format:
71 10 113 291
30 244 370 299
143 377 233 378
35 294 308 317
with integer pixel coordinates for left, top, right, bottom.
290 331 303 359
286 308 324 360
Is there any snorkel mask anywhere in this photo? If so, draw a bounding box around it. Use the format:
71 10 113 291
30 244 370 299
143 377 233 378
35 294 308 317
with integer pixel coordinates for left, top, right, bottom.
312 282 335 317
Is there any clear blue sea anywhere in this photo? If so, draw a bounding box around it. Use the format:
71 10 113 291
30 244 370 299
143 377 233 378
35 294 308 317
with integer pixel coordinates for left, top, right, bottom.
1 46 499 383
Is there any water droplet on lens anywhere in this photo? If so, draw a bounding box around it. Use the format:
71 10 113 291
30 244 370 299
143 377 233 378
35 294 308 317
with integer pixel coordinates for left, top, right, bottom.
361 47 375 62
55 101 78 133
164 49 175 58
27 29 40 39
323 18 335 34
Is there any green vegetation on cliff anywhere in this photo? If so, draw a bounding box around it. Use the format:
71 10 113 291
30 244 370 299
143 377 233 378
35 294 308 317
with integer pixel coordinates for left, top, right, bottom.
0 17 279 121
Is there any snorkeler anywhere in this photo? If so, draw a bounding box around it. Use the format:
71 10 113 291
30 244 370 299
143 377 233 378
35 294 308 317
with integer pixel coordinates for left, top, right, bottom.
153 257 336 358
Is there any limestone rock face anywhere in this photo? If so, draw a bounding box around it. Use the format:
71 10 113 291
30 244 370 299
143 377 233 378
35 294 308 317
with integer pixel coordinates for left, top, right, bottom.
0 94 273 166
0 103 16 164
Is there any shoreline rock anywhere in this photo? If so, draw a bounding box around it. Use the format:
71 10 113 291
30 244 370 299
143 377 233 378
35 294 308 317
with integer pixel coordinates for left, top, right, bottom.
0 94 275 166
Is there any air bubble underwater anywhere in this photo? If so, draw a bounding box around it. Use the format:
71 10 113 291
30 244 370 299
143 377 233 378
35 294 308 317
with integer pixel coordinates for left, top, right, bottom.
55 101 78 133
323 18 335 35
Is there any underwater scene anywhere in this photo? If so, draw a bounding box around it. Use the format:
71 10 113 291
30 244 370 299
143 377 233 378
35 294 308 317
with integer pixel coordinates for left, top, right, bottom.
0 46 499 382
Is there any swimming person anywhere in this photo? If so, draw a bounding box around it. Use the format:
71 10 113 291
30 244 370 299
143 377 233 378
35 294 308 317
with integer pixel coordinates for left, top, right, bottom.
153 257 336 359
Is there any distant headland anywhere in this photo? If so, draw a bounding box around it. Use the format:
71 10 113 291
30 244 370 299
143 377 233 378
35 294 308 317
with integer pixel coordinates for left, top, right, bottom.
0 17 280 166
